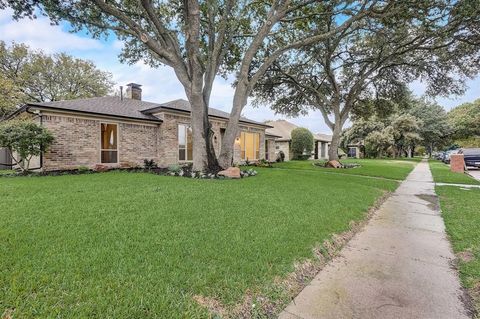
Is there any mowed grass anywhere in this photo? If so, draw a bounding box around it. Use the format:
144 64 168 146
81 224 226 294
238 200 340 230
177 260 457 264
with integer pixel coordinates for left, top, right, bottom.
429 160 480 185
272 158 419 180
436 186 480 313
0 168 398 318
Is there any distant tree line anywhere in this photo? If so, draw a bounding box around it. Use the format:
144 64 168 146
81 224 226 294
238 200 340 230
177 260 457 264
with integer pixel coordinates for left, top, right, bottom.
342 92 480 158
0 41 113 120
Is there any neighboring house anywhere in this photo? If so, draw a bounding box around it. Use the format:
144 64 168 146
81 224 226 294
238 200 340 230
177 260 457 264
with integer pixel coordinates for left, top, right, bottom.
347 141 364 159
265 120 331 161
0 148 12 169
8 83 275 171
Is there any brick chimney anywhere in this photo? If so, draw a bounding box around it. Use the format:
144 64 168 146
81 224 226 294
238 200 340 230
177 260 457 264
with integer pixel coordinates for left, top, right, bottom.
126 83 142 100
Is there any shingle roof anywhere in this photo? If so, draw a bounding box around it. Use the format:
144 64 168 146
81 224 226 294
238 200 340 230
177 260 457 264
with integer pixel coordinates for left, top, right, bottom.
25 97 269 127
314 133 332 142
27 96 162 122
265 120 298 141
265 120 332 142
143 99 270 127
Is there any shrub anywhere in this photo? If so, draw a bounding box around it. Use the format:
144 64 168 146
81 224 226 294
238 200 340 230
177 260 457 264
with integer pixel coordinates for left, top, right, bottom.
291 127 314 160
143 159 158 170
276 150 285 162
167 164 181 174
254 159 272 167
77 166 90 173
0 119 54 172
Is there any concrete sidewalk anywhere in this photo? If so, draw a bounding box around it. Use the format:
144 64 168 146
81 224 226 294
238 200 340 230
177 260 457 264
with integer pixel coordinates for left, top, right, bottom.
279 160 471 319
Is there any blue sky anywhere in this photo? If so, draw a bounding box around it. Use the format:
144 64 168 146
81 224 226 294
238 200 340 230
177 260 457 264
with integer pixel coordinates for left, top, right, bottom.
1 8 479 134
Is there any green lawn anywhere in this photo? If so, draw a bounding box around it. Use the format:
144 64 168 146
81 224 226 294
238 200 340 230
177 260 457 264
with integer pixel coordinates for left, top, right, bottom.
272 158 419 180
429 160 480 185
0 168 400 318
436 186 480 313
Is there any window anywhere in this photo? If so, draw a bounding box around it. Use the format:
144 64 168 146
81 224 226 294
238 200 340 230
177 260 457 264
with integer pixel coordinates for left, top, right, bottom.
348 147 357 158
101 123 118 163
178 124 193 161
240 132 260 160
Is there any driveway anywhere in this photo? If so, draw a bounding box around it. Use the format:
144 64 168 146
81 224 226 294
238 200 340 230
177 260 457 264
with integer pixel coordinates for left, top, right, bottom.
279 160 471 319
467 167 480 182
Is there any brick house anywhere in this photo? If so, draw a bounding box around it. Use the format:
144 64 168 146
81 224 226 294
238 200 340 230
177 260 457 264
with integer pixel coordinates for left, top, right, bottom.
265 120 331 161
8 83 275 171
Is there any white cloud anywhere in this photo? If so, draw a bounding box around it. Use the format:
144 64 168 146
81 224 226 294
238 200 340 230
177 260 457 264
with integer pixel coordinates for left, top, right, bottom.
0 8 102 53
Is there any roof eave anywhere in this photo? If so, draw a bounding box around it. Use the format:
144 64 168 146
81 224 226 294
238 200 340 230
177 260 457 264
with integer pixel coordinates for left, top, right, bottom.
150 105 272 128
25 103 163 123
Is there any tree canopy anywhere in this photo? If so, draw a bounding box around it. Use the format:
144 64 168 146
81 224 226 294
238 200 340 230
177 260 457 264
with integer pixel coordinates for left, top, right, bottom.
0 41 113 111
342 94 452 157
0 0 391 171
252 0 480 160
408 99 451 155
447 99 480 140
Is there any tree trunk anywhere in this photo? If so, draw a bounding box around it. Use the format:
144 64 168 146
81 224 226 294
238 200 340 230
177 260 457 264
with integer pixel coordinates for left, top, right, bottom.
188 92 219 172
217 82 249 169
328 122 342 161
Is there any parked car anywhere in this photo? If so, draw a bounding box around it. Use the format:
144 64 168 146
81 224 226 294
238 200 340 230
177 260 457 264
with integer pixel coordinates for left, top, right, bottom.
458 148 480 168
433 151 445 161
443 149 459 164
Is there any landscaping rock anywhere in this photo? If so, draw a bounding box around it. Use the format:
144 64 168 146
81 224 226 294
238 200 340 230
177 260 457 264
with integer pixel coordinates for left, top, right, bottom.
218 167 241 179
326 160 342 168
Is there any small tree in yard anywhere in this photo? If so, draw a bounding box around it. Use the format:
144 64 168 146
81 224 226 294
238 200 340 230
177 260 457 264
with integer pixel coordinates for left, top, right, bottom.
0 120 54 172
291 127 313 160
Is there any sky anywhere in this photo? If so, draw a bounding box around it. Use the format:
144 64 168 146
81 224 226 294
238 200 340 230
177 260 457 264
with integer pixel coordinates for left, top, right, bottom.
1 8 479 134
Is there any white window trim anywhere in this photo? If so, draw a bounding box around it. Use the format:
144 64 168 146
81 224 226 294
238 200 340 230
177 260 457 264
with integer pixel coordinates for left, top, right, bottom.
100 122 119 164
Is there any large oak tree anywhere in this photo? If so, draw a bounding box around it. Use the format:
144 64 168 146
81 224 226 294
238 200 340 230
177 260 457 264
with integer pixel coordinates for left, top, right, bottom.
1 0 387 170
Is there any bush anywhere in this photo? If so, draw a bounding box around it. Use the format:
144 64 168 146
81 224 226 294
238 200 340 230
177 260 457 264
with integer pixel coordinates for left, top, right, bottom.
0 119 54 172
167 164 181 174
143 159 158 170
291 127 314 160
77 166 91 173
276 150 285 162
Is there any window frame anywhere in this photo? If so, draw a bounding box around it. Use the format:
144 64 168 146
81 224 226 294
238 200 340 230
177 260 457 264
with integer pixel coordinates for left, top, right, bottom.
178 124 193 162
240 131 260 161
100 122 119 164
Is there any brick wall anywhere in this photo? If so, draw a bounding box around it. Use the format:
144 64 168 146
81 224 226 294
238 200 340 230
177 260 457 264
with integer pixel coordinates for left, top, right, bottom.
450 154 465 173
119 123 159 167
42 114 160 170
42 115 100 170
156 111 267 166
40 111 269 170
275 141 291 161
265 139 277 162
